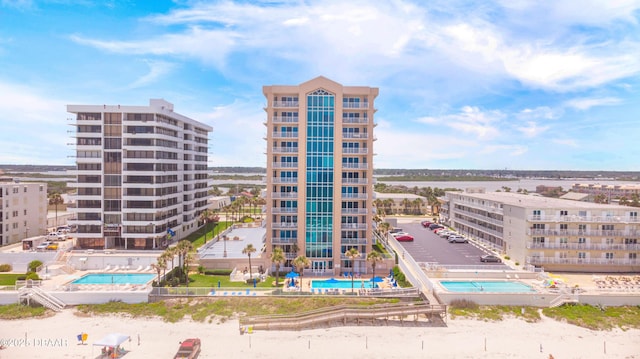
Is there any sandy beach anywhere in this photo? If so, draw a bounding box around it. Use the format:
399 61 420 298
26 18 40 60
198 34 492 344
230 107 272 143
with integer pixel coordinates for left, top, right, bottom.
1 309 638 359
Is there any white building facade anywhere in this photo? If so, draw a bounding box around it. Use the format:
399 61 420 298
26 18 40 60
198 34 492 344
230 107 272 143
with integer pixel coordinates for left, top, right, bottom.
0 182 48 246
67 99 212 250
442 191 640 273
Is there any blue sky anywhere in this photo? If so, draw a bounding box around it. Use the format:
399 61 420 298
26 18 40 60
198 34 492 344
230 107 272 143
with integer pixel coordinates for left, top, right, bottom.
1 0 639 170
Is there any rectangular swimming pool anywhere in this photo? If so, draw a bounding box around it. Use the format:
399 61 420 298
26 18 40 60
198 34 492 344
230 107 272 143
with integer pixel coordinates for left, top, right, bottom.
311 279 377 289
439 280 536 293
71 273 156 285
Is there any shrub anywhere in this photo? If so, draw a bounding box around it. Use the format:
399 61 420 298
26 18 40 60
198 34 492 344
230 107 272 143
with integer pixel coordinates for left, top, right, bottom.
17 275 27 281
0 264 12 272
28 260 43 273
204 269 232 275
197 265 205 274
449 299 479 309
515 262 520 266
504 256 511 260
26 272 40 280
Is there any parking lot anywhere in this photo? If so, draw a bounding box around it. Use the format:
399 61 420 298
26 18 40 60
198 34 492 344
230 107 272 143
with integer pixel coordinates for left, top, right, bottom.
393 221 509 268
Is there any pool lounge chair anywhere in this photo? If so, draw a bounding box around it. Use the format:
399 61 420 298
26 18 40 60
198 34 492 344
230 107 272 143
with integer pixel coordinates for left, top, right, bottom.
104 265 112 271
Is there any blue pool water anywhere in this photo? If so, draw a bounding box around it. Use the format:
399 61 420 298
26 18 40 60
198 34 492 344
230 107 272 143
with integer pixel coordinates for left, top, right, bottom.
440 281 535 293
311 279 377 289
72 273 156 285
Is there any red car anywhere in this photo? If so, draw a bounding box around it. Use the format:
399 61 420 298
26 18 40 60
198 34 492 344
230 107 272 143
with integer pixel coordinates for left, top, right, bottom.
421 221 432 228
395 234 414 242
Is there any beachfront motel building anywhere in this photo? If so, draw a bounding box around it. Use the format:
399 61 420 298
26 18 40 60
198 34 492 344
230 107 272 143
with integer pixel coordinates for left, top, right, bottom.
263 76 379 276
66 99 212 250
441 190 640 273
0 182 48 246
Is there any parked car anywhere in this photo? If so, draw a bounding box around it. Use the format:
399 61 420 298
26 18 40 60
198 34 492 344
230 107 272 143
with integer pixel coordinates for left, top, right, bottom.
480 254 502 263
46 242 59 250
390 232 410 238
36 241 52 251
47 232 66 241
448 236 468 243
395 234 414 242
56 226 71 234
428 223 444 230
437 230 454 238
433 227 447 234
174 338 201 359
389 228 403 234
420 220 432 228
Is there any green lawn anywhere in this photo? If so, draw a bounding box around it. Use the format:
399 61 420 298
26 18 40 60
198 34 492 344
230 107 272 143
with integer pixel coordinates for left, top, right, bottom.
186 274 283 288
184 221 233 250
0 273 22 286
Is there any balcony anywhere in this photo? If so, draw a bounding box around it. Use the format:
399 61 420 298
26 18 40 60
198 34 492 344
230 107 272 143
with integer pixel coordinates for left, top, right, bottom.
526 256 639 266
341 163 368 170
341 178 368 185
272 178 298 184
342 133 368 140
273 101 299 108
342 117 369 124
341 238 368 245
340 223 368 230
271 207 298 214
526 242 640 250
341 208 367 215
527 229 638 237
272 223 298 229
528 215 640 223
272 192 298 199
342 102 369 109
272 147 299 154
342 148 368 155
271 237 296 245
341 193 368 199
272 162 298 169
272 132 298 139
271 116 299 124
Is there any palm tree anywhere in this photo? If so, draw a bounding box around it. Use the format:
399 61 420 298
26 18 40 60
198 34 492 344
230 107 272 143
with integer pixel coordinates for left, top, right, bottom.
242 244 257 282
383 198 394 215
176 240 193 283
270 246 285 286
183 253 195 288
366 251 383 282
198 209 214 242
412 198 424 215
292 255 310 291
378 222 391 242
401 198 411 215
151 256 167 285
48 192 64 229
345 248 360 293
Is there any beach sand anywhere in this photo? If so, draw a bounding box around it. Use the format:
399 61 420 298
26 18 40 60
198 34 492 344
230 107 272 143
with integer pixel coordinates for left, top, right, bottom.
1 309 638 359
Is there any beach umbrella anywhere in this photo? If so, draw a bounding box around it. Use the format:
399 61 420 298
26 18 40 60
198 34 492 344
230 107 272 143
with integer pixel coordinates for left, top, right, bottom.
371 276 384 282
285 271 299 279
324 278 340 283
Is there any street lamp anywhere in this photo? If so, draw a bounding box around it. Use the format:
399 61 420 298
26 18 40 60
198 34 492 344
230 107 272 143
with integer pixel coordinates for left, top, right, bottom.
25 227 29 239
223 235 228 258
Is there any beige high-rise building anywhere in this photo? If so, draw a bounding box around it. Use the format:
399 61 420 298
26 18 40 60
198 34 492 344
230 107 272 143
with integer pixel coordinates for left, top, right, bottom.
263 76 379 276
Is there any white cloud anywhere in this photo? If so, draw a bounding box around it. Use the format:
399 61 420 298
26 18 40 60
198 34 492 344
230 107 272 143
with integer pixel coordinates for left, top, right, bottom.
516 121 550 138
552 138 579 147
517 107 561 120
564 97 622 110
416 106 503 140
127 60 175 89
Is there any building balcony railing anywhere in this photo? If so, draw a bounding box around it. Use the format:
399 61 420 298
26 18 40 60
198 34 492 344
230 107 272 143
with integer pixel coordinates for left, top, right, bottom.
341 178 368 184
271 207 298 214
342 133 368 139
528 215 640 223
341 193 368 199
271 223 298 229
341 208 368 215
526 242 640 250
272 178 298 184
455 210 503 226
341 148 368 155
272 162 298 169
526 256 639 266
342 102 369 109
342 117 369 124
271 132 298 139
272 101 299 108
271 116 299 123
271 237 296 245
453 217 503 238
527 229 640 237
272 192 298 199
340 238 368 245
272 147 299 154
342 163 369 170
340 223 368 230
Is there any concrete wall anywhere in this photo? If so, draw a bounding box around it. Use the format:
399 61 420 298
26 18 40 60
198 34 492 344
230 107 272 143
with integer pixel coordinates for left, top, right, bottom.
67 253 163 271
50 290 149 305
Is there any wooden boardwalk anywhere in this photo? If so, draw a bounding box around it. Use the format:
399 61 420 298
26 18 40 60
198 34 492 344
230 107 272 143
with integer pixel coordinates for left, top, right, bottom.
239 303 447 331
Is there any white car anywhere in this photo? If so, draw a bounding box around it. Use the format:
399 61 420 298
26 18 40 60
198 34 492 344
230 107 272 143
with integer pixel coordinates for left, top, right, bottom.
47 232 66 241
390 232 410 238
36 241 52 251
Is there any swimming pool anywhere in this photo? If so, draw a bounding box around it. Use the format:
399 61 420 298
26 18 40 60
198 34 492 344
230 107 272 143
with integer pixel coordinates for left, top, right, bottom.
71 273 156 285
439 281 536 293
311 279 378 289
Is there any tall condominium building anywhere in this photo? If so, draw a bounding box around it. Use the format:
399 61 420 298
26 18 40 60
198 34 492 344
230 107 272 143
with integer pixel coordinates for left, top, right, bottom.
441 190 640 272
67 99 212 250
0 182 48 246
263 76 378 275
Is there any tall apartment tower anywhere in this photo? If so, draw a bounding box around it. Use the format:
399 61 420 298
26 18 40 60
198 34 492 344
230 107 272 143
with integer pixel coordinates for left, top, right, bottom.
67 99 212 250
263 76 379 275
0 182 48 246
